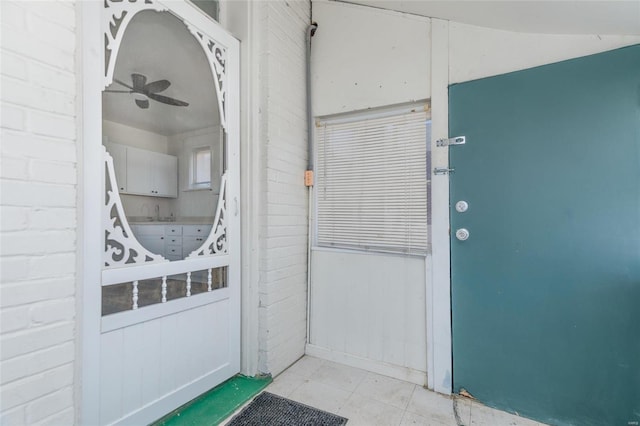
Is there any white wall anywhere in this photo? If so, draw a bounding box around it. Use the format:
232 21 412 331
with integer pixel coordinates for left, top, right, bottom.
309 0 431 382
448 21 640 83
254 0 311 377
309 0 640 389
102 119 169 153
312 0 431 116
309 250 427 383
0 1 77 424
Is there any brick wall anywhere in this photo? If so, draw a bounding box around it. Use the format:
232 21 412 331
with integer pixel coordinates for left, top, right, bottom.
0 1 77 424
257 0 311 376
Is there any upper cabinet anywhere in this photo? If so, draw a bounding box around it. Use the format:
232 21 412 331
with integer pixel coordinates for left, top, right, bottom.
105 142 127 192
107 142 178 198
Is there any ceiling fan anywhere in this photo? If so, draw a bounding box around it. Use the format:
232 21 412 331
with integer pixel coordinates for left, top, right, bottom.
104 73 189 109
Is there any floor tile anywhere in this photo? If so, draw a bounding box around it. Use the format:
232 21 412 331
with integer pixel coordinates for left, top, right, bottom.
406 386 457 426
313 360 368 392
400 410 453 426
453 396 472 426
338 392 405 426
265 369 307 398
354 372 416 410
287 380 351 415
280 355 324 379
469 401 541 426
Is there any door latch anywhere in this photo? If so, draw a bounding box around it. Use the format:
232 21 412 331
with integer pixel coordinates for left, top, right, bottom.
436 136 466 147
434 167 455 175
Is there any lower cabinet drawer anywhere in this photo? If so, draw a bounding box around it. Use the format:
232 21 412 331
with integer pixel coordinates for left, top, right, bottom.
166 235 181 245
165 244 183 258
183 225 212 237
182 236 206 255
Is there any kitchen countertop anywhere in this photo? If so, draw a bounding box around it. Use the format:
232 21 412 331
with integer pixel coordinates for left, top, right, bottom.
128 217 214 225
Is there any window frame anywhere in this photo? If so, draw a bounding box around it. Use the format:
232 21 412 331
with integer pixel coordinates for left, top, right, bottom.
189 146 212 190
313 102 431 256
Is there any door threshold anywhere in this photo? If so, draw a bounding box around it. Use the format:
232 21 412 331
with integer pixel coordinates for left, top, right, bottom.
153 375 272 426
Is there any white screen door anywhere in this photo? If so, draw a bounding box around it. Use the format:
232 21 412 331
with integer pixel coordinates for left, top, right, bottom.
82 1 240 424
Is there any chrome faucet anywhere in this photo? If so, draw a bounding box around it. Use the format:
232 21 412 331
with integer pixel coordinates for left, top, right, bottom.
155 204 160 221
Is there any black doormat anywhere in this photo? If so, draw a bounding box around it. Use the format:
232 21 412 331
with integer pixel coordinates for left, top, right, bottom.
226 392 348 426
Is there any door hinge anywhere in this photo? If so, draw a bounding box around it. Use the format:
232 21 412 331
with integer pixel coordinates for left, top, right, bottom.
434 167 455 175
436 136 465 147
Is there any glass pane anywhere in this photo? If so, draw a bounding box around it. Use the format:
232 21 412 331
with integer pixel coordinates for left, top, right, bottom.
102 267 228 316
102 10 224 261
194 148 211 184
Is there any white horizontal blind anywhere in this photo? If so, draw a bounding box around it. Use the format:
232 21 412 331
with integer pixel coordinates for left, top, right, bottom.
316 108 430 255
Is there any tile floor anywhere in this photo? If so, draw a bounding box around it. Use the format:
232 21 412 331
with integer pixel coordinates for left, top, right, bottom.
225 356 548 426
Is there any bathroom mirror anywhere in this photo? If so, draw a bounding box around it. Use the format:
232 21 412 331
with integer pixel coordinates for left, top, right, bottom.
102 9 224 263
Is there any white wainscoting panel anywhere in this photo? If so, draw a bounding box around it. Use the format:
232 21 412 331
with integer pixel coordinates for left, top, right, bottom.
99 299 232 425
309 249 427 381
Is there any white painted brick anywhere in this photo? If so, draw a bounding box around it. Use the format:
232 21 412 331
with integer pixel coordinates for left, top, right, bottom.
25 387 73 423
1 180 76 208
0 306 30 334
28 253 76 279
0 322 74 361
30 63 75 94
30 298 75 325
2 76 75 116
0 405 26 426
1 342 74 385
29 160 76 185
257 0 310 376
0 206 30 231
0 363 73 411
0 257 30 282
20 1 75 30
1 278 75 308
29 110 76 139
1 130 77 161
0 156 29 180
30 207 76 230
0 26 74 72
1 50 29 80
0 0 77 419
0 230 76 256
33 407 74 426
0 2 27 30
1 104 27 131
27 12 76 51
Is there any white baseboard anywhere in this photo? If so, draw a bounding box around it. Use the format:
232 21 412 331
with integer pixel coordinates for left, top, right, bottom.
305 344 427 387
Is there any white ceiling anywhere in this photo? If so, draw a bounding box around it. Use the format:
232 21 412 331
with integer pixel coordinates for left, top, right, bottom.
338 1 640 35
102 10 220 136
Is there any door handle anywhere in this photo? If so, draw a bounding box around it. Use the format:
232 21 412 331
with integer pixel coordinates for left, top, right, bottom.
456 228 470 241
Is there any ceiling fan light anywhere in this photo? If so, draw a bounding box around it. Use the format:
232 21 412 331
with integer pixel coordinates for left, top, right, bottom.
133 92 149 102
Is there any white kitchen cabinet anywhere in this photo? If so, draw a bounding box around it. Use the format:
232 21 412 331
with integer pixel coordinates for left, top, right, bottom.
130 223 213 260
104 142 127 192
130 225 166 255
126 147 178 198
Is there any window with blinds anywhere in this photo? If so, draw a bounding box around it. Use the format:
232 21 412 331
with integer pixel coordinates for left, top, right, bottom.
315 105 430 255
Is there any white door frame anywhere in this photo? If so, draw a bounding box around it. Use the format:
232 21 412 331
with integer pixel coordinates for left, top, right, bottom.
78 1 242 423
426 18 453 395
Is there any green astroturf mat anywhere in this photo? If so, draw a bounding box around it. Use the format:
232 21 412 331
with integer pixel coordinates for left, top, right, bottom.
153 375 272 426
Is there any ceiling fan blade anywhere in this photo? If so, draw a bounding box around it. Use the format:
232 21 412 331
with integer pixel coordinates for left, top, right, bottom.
135 99 149 109
131 73 147 92
148 92 189 107
113 78 134 90
144 79 171 94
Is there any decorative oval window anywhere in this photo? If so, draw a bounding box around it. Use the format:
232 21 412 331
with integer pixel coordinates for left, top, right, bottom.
102 7 228 267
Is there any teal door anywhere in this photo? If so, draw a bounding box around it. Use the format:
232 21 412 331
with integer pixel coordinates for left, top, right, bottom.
450 45 640 426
